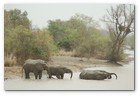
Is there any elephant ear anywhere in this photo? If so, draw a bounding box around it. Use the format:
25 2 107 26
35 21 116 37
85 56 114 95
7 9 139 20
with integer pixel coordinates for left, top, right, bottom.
35 63 44 71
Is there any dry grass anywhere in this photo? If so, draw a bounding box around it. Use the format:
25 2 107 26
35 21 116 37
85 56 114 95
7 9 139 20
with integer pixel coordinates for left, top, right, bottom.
4 55 17 67
56 50 107 60
94 52 107 60
4 67 22 80
56 50 74 56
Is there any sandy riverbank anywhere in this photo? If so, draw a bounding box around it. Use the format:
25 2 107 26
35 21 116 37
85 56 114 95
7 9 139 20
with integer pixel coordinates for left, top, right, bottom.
4 50 134 90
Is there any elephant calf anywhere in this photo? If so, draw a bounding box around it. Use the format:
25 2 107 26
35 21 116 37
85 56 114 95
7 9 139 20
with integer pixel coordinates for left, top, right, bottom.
46 66 73 79
79 70 117 80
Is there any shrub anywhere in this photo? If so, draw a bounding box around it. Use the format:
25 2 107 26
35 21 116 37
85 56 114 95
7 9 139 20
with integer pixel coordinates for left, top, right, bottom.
74 28 109 60
4 54 17 67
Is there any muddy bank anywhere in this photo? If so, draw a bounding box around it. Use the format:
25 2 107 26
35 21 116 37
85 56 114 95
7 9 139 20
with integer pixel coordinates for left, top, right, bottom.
4 55 125 80
4 50 134 90
4 54 133 80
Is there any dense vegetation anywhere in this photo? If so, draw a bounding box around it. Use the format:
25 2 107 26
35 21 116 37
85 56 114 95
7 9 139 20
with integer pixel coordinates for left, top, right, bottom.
4 4 134 66
4 9 57 65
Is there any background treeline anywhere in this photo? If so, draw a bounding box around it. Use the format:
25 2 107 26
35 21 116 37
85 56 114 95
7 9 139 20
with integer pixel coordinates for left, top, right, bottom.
48 14 109 59
4 7 134 66
4 9 57 66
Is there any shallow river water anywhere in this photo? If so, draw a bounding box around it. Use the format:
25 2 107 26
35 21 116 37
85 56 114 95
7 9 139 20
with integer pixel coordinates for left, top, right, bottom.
4 50 134 90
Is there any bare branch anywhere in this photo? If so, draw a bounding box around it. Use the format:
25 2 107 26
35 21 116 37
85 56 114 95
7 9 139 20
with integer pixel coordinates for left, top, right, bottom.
102 4 135 62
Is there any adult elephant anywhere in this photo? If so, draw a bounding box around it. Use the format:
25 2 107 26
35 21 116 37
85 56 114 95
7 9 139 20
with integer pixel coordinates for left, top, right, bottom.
46 66 73 79
79 70 117 80
22 59 48 79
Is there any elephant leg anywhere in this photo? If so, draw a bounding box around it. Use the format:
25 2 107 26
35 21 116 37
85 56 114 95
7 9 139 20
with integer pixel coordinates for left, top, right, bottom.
60 74 64 79
35 74 38 79
25 71 30 79
38 71 42 79
34 72 38 79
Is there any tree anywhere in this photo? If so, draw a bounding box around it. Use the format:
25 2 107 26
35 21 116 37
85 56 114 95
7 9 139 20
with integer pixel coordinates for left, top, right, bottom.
5 9 32 64
4 9 31 57
31 28 57 61
4 9 31 29
9 26 34 64
48 19 77 51
5 25 57 65
70 14 107 60
103 4 135 63
4 9 57 65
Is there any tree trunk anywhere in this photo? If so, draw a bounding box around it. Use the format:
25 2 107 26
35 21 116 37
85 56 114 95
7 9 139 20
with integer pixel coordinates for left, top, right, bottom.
109 39 123 63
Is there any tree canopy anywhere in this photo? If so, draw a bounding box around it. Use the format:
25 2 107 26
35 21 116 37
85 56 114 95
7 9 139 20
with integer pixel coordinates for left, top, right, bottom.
4 5 135 66
103 4 134 63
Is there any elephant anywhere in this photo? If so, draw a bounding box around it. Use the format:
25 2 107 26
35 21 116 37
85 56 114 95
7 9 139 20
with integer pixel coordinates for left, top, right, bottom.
22 59 48 79
46 66 73 79
79 70 117 80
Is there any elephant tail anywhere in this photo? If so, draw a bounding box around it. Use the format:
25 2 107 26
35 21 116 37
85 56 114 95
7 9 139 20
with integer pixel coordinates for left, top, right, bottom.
111 73 118 79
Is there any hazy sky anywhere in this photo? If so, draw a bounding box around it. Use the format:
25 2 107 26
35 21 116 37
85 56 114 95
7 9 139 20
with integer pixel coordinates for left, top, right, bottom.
5 3 116 28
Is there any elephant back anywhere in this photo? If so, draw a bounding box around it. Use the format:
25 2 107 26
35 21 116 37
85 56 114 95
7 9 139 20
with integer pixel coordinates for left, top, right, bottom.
24 59 47 65
48 66 64 75
79 70 109 80
23 59 47 72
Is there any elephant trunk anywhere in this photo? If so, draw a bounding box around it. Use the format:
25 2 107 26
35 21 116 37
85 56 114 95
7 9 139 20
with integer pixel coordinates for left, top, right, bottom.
44 66 49 76
111 73 118 79
70 71 73 79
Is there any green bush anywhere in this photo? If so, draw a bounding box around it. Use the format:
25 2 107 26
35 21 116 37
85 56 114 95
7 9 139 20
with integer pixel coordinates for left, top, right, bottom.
74 28 109 60
4 9 58 65
5 26 57 65
31 29 58 61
